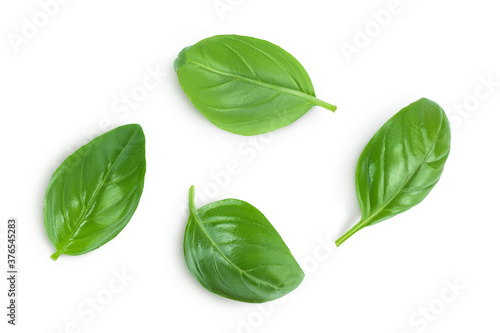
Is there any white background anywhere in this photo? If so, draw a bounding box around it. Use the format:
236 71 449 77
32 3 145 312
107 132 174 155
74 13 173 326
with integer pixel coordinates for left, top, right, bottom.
1 0 499 332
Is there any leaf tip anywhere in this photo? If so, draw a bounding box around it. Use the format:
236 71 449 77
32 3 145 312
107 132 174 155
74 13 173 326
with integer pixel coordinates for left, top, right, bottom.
174 45 192 72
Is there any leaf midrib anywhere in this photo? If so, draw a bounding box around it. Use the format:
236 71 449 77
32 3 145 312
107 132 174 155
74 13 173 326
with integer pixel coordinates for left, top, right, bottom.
186 60 327 108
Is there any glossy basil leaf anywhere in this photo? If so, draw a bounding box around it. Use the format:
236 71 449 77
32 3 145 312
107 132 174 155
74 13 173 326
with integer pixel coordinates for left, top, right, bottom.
174 34 336 136
184 186 304 303
336 98 451 246
44 124 146 260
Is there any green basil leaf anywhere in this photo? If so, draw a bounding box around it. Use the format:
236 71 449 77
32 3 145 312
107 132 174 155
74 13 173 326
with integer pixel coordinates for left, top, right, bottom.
44 124 146 260
184 186 304 303
174 34 336 136
336 98 451 246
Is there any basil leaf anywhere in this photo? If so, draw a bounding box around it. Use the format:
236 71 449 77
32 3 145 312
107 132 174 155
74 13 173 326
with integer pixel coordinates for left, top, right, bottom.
174 34 336 136
184 186 304 303
44 124 146 260
336 98 451 246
